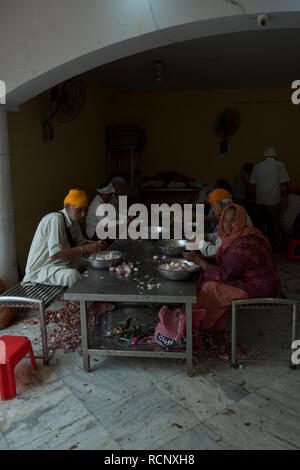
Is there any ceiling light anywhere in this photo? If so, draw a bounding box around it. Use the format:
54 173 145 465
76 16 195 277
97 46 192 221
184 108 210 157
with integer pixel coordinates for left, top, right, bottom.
153 60 165 84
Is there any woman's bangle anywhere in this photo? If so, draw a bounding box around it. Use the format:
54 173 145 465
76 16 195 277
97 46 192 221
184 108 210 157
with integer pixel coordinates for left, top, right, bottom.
80 246 84 255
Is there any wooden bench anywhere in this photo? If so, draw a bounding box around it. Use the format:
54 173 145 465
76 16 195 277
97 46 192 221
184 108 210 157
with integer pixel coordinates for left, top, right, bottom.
231 298 299 369
0 283 65 364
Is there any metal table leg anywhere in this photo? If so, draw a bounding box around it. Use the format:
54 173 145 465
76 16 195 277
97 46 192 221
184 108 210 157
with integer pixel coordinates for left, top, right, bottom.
80 300 90 372
39 301 49 365
290 302 298 370
186 302 193 376
231 303 238 368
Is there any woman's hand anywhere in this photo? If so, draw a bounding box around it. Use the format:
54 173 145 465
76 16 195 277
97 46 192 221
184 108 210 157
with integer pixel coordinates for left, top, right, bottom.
183 250 207 270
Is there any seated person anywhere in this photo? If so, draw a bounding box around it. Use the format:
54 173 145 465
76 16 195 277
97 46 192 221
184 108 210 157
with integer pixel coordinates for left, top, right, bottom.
23 189 106 287
183 204 280 333
111 176 128 197
200 189 252 256
86 183 115 240
111 176 129 216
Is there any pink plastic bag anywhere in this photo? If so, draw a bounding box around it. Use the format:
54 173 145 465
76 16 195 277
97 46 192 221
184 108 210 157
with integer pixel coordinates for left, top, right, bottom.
154 306 206 348
154 306 186 348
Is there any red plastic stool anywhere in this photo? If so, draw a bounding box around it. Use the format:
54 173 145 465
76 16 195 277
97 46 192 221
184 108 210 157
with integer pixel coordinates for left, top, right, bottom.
0 336 38 400
288 236 300 261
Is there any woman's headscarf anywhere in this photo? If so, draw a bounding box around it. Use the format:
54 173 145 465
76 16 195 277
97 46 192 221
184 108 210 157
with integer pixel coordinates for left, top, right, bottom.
217 204 270 257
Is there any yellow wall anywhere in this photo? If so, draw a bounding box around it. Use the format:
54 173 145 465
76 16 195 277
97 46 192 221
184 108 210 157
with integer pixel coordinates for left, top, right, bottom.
8 74 111 272
7 80 300 273
107 87 300 185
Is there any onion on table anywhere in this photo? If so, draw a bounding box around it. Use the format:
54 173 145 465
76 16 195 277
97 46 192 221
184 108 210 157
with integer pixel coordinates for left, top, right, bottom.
109 261 140 276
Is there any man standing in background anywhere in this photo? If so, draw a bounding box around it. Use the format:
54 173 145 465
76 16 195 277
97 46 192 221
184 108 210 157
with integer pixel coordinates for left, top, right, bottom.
249 147 290 253
233 162 254 209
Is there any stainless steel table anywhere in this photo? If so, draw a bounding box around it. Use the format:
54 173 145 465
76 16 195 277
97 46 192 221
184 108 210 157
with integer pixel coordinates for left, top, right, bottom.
64 240 197 375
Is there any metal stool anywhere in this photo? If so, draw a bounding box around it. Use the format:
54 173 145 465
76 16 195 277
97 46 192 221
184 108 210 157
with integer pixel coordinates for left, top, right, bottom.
0 283 65 365
231 298 299 369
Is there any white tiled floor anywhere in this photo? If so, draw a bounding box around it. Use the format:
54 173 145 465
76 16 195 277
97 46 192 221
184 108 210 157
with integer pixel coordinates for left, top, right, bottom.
0 253 299 450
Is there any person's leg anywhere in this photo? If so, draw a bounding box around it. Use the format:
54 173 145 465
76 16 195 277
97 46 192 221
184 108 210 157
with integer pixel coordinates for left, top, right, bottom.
266 204 282 253
48 268 81 287
198 281 248 330
253 204 266 233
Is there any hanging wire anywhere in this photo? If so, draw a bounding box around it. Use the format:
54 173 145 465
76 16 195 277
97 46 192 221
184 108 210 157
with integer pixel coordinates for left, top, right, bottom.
147 0 181 45
147 0 248 47
225 0 247 15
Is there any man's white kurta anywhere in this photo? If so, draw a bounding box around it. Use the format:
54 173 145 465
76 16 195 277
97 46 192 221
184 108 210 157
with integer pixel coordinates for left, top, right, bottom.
249 158 290 205
23 208 85 285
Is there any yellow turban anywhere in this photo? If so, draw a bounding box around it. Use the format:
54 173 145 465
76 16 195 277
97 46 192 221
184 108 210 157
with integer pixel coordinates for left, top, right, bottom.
208 189 232 203
64 189 88 207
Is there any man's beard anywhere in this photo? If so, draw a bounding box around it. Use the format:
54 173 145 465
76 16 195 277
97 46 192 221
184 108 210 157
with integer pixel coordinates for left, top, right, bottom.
70 214 82 224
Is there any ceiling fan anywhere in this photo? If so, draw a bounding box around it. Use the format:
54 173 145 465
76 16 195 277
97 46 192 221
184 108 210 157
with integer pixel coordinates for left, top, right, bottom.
41 77 86 140
214 108 240 153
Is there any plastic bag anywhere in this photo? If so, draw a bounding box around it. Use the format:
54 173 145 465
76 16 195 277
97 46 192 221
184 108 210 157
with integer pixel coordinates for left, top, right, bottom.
154 305 205 348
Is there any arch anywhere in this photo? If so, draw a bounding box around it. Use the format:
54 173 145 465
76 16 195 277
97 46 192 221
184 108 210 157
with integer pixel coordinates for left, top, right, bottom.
3 4 300 106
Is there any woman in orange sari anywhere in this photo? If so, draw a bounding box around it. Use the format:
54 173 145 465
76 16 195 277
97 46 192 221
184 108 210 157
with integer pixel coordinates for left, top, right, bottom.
183 204 281 332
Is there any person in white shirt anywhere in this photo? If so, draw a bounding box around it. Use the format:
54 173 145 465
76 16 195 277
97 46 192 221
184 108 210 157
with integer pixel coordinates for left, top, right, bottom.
86 183 115 240
23 189 106 287
249 147 290 253
200 189 253 256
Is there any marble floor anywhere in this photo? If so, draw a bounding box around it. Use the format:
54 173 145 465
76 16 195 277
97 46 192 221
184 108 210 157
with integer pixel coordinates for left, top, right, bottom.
0 253 299 450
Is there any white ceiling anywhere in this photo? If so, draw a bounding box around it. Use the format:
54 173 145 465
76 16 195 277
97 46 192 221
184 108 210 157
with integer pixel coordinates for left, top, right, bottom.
92 28 300 91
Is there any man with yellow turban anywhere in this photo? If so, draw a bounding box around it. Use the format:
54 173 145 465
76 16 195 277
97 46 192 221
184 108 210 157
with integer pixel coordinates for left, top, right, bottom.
23 189 106 287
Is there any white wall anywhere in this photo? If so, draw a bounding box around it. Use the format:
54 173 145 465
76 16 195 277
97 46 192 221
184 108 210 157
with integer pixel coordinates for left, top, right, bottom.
1 0 300 105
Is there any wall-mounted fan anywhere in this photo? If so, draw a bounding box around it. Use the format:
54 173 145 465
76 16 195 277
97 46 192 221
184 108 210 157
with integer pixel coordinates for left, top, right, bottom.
41 77 86 140
214 108 240 153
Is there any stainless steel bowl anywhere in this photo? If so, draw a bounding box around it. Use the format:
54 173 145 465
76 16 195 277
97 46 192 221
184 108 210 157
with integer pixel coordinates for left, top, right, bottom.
83 250 123 270
155 239 189 256
154 258 200 281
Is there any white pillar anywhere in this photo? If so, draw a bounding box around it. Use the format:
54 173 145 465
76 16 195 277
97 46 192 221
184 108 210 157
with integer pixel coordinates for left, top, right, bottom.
0 106 19 287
